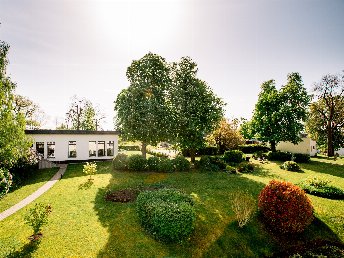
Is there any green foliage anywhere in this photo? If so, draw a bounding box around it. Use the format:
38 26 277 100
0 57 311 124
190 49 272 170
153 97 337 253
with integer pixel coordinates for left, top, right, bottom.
127 154 147 171
170 57 224 162
306 73 344 156
114 53 172 157
173 156 190 172
237 162 255 173
196 156 226 172
225 165 237 173
112 153 128 170
239 119 255 140
136 189 195 243
118 145 140 151
182 146 219 156
0 168 12 199
292 153 310 163
0 41 32 169
298 177 344 199
251 73 310 150
252 151 268 160
147 156 160 171
24 203 52 235
157 158 175 173
280 161 301 172
267 151 292 161
230 191 256 227
258 180 314 233
83 162 97 179
238 144 270 154
223 150 244 163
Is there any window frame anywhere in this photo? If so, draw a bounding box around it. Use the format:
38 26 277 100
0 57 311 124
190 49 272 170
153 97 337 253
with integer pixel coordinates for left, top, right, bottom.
68 141 77 158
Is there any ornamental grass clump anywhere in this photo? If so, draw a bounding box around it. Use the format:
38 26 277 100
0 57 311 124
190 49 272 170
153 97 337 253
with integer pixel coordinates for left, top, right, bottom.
83 162 97 180
258 180 314 233
24 203 52 237
136 188 195 243
230 191 256 227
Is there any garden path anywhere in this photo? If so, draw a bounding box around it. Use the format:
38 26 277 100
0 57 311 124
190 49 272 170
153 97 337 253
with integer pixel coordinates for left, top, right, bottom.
0 164 67 221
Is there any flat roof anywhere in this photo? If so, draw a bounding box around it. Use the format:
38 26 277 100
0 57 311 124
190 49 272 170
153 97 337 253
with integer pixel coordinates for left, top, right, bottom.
25 129 120 135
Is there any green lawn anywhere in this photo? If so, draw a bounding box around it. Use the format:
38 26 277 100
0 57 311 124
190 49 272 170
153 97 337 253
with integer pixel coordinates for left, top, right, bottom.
0 167 59 213
0 157 343 257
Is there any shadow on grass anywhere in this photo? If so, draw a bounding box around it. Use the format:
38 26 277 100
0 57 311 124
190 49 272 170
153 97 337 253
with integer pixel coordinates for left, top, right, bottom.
302 160 344 178
78 179 94 190
6 239 41 258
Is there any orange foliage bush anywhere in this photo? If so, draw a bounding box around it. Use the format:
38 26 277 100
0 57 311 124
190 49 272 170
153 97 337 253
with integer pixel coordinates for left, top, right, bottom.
258 180 314 233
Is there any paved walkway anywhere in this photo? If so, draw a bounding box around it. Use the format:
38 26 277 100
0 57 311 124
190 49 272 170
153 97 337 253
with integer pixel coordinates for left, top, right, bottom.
0 164 67 221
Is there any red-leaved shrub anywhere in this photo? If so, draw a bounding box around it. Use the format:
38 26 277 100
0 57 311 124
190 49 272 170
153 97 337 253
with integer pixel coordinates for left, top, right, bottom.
258 180 314 233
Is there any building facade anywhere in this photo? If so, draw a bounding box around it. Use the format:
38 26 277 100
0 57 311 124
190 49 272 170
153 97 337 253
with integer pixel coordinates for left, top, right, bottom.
26 130 120 162
276 137 317 156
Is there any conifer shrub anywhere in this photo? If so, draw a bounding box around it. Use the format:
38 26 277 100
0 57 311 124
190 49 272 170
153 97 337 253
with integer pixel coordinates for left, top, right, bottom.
223 150 244 163
112 153 129 170
127 154 147 171
280 161 301 172
258 180 314 233
136 189 195 243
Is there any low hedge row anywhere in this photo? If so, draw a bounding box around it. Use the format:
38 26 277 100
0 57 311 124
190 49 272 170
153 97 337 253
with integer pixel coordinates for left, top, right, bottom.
136 188 195 243
113 154 190 172
267 151 310 163
119 145 141 151
297 177 344 200
238 144 270 154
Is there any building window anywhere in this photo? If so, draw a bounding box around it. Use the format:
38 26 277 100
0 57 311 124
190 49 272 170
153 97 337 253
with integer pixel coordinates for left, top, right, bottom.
47 142 55 158
98 141 105 157
107 141 114 156
68 141 77 158
36 142 44 157
89 141 97 157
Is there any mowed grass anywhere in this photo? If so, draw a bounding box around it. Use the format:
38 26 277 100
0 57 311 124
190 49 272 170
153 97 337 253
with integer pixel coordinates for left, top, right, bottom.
0 156 343 257
0 167 59 213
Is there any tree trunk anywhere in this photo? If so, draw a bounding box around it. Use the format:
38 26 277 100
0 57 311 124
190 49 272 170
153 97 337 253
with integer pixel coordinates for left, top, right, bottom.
141 142 147 159
327 122 334 157
190 148 196 163
270 140 276 152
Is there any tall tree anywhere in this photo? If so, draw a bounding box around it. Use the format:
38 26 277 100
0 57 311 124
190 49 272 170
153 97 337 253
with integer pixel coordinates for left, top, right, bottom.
14 94 47 129
0 41 31 169
251 73 310 151
170 57 224 162
306 73 344 156
65 96 105 130
114 53 172 158
207 118 244 153
239 118 255 140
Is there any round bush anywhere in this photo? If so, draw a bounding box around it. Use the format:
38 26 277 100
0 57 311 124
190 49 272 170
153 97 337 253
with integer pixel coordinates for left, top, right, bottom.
258 180 314 233
112 153 129 170
173 156 190 172
136 189 196 243
147 156 160 171
127 154 147 171
223 150 244 163
280 161 301 172
267 151 292 161
197 156 222 172
237 162 254 173
157 158 174 172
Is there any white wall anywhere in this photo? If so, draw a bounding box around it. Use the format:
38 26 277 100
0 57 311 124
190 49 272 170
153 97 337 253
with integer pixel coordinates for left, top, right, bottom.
335 148 344 156
28 133 119 162
277 138 317 156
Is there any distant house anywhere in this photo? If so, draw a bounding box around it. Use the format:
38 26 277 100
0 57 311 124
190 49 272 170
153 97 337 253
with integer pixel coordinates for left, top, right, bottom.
335 148 344 156
277 136 317 156
25 130 120 162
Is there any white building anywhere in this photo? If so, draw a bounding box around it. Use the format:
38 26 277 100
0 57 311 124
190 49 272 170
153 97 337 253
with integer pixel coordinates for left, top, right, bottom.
277 137 317 156
335 148 344 156
26 130 119 162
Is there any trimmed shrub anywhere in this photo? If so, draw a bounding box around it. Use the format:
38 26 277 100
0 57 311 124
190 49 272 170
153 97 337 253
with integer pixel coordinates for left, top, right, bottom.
237 162 254 173
258 180 314 233
0 168 12 199
226 165 236 173
252 151 268 160
127 154 147 171
147 156 160 171
267 151 292 162
292 153 310 163
297 177 344 200
280 161 301 172
223 150 244 164
173 156 190 172
119 145 140 151
112 153 128 170
157 158 175 173
136 188 196 243
238 144 270 154
196 156 225 172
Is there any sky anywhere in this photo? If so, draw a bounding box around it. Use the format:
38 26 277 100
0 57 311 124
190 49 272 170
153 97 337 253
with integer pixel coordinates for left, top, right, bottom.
1 0 343 130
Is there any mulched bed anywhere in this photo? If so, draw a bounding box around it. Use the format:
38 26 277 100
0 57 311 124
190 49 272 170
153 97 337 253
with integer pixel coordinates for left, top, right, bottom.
105 185 164 203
